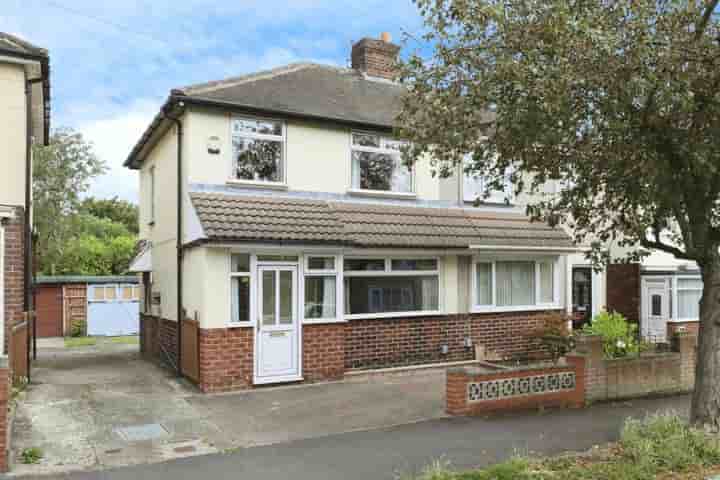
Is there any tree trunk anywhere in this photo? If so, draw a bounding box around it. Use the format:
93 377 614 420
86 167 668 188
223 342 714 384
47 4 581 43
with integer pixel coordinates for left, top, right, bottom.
690 258 720 428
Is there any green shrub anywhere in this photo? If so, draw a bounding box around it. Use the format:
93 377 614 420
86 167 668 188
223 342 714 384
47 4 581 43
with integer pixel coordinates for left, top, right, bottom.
70 319 86 338
581 310 640 358
20 447 43 464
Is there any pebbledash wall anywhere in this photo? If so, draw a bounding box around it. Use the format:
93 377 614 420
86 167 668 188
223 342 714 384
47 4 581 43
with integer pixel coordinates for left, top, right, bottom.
141 310 560 393
2 207 25 354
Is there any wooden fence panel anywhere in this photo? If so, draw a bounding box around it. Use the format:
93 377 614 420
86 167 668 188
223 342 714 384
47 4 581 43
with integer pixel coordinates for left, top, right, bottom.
181 316 200 383
9 317 29 383
64 285 87 336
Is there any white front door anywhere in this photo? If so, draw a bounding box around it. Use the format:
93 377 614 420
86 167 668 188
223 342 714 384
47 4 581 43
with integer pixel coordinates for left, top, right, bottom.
644 283 669 342
255 265 301 383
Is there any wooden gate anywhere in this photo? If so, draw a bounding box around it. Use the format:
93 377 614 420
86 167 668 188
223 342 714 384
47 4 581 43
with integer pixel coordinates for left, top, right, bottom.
63 284 87 336
35 285 63 337
181 314 200 383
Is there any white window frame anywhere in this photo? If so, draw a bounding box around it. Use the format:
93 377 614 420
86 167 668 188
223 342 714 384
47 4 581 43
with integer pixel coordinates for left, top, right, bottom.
301 254 344 324
672 275 703 322
462 154 515 205
471 257 560 313
228 253 254 327
228 115 287 187
348 131 416 197
343 256 442 320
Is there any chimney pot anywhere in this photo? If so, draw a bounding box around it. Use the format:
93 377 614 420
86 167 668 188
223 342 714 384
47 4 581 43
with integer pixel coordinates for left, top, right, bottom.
380 32 392 43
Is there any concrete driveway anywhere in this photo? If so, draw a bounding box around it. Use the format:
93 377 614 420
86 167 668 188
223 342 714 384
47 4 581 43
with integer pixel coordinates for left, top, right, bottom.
11 339 445 476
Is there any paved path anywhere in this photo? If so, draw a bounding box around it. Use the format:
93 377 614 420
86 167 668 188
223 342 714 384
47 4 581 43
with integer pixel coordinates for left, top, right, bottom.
18 395 690 480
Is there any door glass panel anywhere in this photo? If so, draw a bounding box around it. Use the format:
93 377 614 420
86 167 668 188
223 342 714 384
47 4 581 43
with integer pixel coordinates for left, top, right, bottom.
651 294 662 316
279 270 293 325
262 271 276 325
105 286 117 301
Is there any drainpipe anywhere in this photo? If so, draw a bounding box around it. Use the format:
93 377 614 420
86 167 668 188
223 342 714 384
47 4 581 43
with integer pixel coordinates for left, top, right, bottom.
162 102 184 377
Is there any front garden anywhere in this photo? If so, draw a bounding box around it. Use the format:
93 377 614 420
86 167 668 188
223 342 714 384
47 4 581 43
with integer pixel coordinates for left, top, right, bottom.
408 413 720 480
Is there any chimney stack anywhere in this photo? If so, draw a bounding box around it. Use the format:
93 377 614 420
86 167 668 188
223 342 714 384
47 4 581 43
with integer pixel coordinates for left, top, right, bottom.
351 32 400 81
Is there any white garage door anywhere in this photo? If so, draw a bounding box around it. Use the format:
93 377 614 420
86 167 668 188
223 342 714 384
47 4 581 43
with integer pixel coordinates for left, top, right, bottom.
87 284 140 336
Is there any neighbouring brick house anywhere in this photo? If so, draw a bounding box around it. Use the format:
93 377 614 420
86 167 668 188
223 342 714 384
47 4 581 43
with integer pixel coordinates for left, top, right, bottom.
125 32 624 393
0 32 50 472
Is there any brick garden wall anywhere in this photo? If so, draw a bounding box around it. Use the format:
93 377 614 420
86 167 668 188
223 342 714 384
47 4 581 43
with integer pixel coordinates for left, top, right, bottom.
139 314 179 369
0 361 8 472
3 207 25 354
606 263 641 323
667 321 700 339
198 326 253 393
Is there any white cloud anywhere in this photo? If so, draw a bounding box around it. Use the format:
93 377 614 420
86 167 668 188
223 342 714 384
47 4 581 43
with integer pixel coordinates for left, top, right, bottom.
77 99 160 203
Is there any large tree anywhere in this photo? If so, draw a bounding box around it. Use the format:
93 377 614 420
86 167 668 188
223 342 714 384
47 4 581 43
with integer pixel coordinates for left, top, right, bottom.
398 1 720 426
79 197 139 235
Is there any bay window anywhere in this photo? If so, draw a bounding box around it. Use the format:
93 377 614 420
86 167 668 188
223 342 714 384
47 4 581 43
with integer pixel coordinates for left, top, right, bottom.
303 256 339 321
344 257 440 317
231 116 285 183
676 277 702 320
473 259 558 311
230 253 251 323
350 132 413 193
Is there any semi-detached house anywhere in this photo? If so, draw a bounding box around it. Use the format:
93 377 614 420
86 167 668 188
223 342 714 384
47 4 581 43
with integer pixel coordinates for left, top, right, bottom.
125 34 600 393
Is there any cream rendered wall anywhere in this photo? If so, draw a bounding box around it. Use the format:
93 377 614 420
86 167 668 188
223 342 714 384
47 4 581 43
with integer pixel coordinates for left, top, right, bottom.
183 107 443 200
0 62 27 207
139 125 180 321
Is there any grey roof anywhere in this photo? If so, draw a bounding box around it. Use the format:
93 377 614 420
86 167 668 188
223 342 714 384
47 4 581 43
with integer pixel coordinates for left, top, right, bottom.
189 192 573 250
36 275 139 285
0 32 48 58
179 63 405 129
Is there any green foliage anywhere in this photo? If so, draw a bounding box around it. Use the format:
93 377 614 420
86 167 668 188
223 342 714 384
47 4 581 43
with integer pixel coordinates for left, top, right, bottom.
79 197 139 235
70 319 87 338
20 447 43 464
581 311 640 358
527 314 575 363
64 336 96 348
405 414 720 480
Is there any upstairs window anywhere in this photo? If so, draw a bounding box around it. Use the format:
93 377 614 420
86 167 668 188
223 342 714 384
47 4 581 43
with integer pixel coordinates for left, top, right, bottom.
351 133 413 193
463 156 514 204
231 117 285 183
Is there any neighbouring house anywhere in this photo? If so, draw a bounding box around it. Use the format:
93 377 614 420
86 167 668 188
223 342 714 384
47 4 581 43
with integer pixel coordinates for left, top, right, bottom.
35 276 140 338
125 33 611 393
0 33 50 351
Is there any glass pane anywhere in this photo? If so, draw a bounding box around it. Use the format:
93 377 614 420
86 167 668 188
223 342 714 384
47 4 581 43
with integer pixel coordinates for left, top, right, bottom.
232 118 282 136
262 271 276 325
352 132 380 147
233 137 283 182
391 259 438 271
105 286 117 300
677 289 701 319
381 138 405 152
93 287 106 301
539 261 554 303
344 275 438 315
231 254 250 272
678 278 703 290
572 268 592 310
279 270 293 325
121 287 133 300
496 261 535 307
305 276 337 319
651 294 663 316
475 263 493 305
351 151 412 192
308 256 335 271
344 258 385 271
256 255 298 262
132 286 141 299
231 276 251 323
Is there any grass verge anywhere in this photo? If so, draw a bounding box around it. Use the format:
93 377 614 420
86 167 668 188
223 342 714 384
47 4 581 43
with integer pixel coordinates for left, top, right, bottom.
64 337 97 348
108 335 139 345
406 412 720 480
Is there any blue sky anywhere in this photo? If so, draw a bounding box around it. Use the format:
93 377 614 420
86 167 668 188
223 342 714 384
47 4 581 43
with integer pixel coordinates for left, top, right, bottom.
1 0 425 203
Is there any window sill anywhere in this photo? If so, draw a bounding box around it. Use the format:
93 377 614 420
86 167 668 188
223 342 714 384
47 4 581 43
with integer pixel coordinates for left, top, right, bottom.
302 318 347 325
227 180 288 190
669 319 699 323
345 310 444 321
347 189 416 200
471 304 562 314
463 199 515 207
226 322 254 328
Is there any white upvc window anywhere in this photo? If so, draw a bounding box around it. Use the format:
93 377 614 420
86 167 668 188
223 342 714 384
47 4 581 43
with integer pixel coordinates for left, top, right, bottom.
303 255 342 323
350 132 414 194
230 253 252 324
462 155 514 205
675 276 702 321
230 116 286 184
343 257 441 319
472 258 559 312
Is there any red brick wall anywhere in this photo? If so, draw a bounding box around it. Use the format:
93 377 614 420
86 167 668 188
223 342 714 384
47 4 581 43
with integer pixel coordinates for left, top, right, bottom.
198 326 253 393
606 263 641 323
351 38 400 80
0 365 8 472
303 323 345 381
446 359 585 416
667 321 699 339
139 314 179 369
346 311 559 371
3 207 25 354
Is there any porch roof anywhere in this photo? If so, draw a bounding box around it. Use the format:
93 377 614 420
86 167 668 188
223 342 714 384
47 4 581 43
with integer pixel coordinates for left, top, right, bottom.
189 192 574 250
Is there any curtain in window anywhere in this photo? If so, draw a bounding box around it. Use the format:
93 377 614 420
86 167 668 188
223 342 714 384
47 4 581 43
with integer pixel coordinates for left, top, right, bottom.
476 263 493 305
421 277 438 310
322 276 336 318
539 261 554 303
496 261 535 306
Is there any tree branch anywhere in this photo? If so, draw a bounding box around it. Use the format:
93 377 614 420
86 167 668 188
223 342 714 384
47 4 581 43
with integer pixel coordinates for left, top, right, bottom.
696 0 719 39
640 238 695 261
